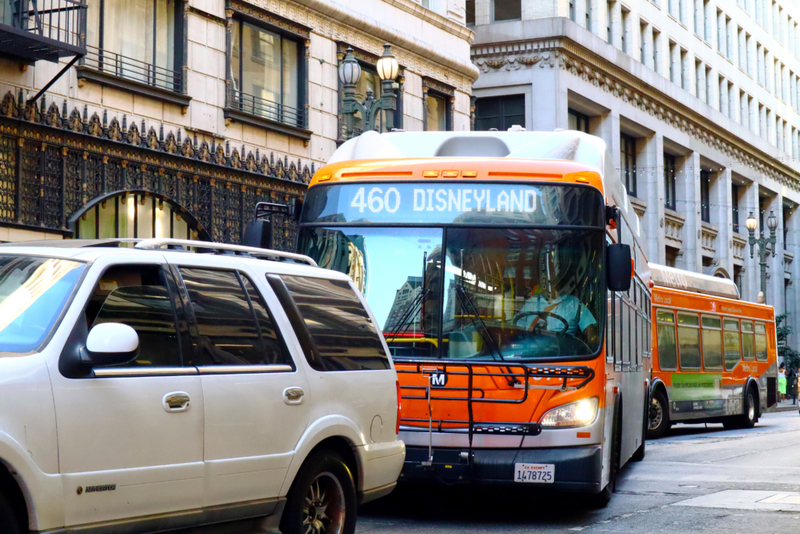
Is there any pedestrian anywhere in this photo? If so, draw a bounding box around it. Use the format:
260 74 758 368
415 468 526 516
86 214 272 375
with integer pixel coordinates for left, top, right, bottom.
778 363 787 403
788 367 798 405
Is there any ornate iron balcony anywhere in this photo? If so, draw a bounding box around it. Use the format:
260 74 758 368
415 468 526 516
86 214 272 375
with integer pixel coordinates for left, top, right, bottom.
80 45 183 93
228 88 307 131
0 0 86 62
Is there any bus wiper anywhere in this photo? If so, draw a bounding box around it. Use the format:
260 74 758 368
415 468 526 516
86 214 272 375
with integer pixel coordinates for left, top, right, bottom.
385 251 431 345
385 287 430 343
454 285 505 363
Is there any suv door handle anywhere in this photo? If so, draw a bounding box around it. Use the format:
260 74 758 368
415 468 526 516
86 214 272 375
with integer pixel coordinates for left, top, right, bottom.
163 392 191 412
283 387 305 405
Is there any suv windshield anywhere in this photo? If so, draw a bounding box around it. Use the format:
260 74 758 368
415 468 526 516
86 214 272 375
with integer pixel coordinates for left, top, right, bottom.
298 226 604 360
0 255 86 354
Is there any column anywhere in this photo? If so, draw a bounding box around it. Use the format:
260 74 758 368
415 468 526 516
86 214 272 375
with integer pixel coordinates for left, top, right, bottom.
740 181 760 303
531 68 567 131
639 134 665 263
595 108 621 169
785 204 800 349
677 151 702 272
714 168 734 277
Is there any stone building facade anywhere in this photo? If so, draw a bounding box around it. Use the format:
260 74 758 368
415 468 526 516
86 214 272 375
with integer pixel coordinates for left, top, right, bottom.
0 0 476 248
469 0 800 340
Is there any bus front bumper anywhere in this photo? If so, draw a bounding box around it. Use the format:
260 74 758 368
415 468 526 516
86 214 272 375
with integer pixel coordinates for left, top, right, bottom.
399 445 603 493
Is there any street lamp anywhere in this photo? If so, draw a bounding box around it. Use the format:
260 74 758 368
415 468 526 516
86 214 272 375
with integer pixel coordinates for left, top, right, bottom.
340 44 399 139
746 209 778 303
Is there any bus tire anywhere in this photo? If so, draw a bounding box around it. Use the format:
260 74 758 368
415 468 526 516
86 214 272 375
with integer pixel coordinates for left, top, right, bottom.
739 387 758 429
631 396 648 461
647 390 670 439
588 401 621 509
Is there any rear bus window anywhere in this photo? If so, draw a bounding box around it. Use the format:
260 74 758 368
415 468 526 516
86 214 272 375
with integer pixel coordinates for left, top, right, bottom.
754 322 768 361
677 312 701 369
723 319 741 371
656 309 677 371
281 276 390 371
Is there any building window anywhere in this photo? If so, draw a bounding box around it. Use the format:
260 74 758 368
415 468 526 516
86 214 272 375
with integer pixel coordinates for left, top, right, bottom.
83 0 181 92
570 0 576 21
585 0 592 31
700 170 711 223
494 0 521 21
423 81 454 132
621 7 630 53
475 95 524 131
229 18 305 131
664 153 677 210
620 133 637 197
568 108 589 133
607 1 614 43
466 0 475 25
732 183 740 233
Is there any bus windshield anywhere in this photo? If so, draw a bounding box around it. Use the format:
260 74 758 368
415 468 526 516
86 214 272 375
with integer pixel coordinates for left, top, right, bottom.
298 183 605 361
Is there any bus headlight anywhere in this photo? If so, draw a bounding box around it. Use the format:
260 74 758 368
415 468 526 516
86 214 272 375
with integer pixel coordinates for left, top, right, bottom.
540 398 599 428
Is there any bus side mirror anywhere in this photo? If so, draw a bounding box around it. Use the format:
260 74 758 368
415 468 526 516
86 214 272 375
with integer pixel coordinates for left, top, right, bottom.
607 243 632 292
243 218 274 249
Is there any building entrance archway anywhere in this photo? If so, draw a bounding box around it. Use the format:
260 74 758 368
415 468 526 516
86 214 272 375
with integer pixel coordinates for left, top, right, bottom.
69 191 211 241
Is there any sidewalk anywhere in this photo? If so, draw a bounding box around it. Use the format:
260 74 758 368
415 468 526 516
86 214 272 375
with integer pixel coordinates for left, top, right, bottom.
773 399 800 413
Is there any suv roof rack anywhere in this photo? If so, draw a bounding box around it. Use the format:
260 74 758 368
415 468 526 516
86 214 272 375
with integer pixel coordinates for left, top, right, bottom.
0 238 317 266
134 238 318 266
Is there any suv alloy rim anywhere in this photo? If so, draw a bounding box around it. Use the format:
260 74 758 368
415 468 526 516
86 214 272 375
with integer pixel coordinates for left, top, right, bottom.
304 471 346 534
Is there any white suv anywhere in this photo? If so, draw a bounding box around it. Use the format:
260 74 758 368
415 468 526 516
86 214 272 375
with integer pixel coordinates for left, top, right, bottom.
0 239 404 534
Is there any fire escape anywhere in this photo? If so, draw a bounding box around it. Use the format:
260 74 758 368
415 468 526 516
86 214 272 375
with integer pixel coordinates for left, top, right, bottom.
0 0 87 103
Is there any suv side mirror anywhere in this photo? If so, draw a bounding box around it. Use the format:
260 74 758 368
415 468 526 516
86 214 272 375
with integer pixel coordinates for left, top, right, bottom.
82 323 139 367
607 243 633 292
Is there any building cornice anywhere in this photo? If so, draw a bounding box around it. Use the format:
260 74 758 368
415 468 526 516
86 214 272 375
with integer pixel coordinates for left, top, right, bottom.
472 35 800 192
246 0 479 90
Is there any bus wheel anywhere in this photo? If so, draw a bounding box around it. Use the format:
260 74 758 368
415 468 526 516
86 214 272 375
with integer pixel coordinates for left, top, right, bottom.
739 387 757 428
588 404 620 508
647 390 670 439
631 396 648 461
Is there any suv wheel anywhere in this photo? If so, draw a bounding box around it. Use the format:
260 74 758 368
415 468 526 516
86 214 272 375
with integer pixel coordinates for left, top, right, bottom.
281 451 356 534
0 493 23 534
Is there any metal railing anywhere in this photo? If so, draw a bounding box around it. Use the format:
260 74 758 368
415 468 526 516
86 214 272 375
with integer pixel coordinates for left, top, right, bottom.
1 0 86 48
229 88 306 130
81 44 182 92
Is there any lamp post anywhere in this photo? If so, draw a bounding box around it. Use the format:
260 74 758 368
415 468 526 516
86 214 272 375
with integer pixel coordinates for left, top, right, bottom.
745 209 778 303
339 44 399 139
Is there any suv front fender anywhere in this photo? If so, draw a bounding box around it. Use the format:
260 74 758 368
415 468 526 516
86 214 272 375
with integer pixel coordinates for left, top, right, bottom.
0 431 64 531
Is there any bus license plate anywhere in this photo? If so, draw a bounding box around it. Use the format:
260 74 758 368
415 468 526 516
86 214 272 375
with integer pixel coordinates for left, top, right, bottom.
514 463 554 483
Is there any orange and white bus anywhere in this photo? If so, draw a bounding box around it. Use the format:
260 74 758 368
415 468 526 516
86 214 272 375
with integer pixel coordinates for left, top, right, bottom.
647 264 778 438
296 130 651 505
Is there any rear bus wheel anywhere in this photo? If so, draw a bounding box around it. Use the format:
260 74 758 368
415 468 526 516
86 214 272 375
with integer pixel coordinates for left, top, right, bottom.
739 388 757 429
647 390 670 439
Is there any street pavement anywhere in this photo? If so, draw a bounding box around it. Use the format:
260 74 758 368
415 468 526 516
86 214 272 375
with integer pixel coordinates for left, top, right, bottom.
357 410 800 533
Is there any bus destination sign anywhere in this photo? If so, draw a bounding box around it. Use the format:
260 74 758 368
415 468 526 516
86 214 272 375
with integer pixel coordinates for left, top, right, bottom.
301 182 604 227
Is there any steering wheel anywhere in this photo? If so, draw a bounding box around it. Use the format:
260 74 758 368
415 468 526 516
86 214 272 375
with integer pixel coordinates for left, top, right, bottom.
512 310 570 333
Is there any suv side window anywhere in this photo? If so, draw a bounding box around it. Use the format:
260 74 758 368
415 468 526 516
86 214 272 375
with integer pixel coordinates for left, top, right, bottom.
179 268 291 367
280 275 390 371
87 264 182 367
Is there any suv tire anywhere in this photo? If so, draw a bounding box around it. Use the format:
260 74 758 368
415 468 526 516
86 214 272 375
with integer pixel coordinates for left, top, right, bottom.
0 493 23 534
281 450 357 534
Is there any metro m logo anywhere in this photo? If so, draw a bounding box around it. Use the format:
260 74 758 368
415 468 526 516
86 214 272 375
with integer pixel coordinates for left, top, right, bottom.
429 371 448 387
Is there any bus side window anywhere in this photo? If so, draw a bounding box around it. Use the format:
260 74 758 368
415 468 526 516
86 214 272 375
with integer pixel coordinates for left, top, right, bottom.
607 290 614 364
723 318 741 371
701 315 723 370
623 300 631 367
656 309 677 370
754 322 768 361
677 312 701 369
615 294 623 366
741 321 755 361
